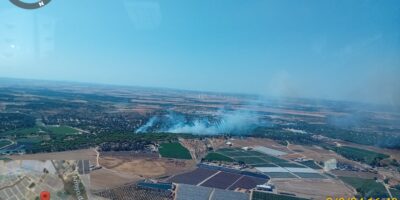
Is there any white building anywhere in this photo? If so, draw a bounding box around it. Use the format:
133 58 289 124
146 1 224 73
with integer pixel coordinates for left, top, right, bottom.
324 159 337 171
242 147 252 151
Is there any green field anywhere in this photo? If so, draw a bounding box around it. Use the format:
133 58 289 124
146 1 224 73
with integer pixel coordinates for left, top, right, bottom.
390 188 400 197
261 155 288 164
204 152 234 162
233 156 268 164
17 137 43 144
159 142 192 160
0 157 12 161
46 126 78 135
339 176 389 198
0 140 12 148
219 150 251 157
252 191 309 200
217 148 240 152
249 163 277 167
216 148 293 167
278 162 306 168
2 125 78 137
264 172 297 178
299 160 322 169
2 127 41 136
294 173 326 179
246 150 268 156
333 146 389 166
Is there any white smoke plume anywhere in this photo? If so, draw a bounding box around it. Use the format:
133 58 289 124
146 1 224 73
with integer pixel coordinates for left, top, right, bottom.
136 110 270 135
135 116 157 133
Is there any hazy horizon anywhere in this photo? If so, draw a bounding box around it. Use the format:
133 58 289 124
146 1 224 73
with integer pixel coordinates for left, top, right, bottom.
1 0 399 107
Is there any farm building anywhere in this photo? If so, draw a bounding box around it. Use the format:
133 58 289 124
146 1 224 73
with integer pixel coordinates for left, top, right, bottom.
324 159 337 171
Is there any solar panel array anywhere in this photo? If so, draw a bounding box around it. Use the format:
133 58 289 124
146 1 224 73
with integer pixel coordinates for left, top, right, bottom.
167 168 217 185
167 165 268 190
93 184 172 200
175 184 249 200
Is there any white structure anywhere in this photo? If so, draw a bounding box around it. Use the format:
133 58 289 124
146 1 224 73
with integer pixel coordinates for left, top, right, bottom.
324 159 337 171
256 184 273 192
242 147 252 151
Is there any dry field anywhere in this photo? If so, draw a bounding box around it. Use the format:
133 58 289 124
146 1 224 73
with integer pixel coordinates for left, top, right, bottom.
90 168 141 190
7 148 97 163
272 179 355 199
180 139 207 160
377 168 400 186
6 149 140 190
287 144 365 167
331 170 379 179
99 153 196 179
282 153 305 160
207 137 227 150
7 149 196 190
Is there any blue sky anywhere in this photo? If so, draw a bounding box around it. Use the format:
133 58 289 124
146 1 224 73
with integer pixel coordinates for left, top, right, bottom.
0 0 399 106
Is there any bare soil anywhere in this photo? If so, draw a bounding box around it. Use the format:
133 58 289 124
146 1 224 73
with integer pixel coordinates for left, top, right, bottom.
272 179 355 199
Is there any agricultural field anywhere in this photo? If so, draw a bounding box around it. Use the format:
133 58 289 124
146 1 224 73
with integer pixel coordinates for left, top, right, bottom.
1 126 41 136
216 148 288 165
219 150 252 157
277 163 306 168
339 176 389 198
0 140 12 148
333 146 389 166
201 171 242 189
263 172 297 178
2 125 78 136
0 157 11 161
299 160 322 169
234 157 267 165
0 125 79 153
16 137 43 150
159 142 192 160
215 148 302 169
227 176 266 190
167 168 218 185
259 155 288 164
273 178 355 199
250 163 277 167
215 148 326 180
252 191 308 200
293 173 326 179
204 152 234 162
166 164 268 190
46 126 79 135
390 188 400 197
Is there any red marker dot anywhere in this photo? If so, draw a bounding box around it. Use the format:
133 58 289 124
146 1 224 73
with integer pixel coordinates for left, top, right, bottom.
40 191 50 200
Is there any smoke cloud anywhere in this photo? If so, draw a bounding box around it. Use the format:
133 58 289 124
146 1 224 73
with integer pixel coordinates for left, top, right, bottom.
327 114 363 129
136 110 270 135
135 116 157 133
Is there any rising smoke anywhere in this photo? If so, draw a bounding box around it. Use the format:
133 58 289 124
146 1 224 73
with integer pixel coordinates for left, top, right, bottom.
135 116 158 133
135 110 270 135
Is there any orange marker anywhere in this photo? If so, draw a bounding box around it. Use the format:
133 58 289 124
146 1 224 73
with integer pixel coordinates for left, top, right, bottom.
40 191 50 200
